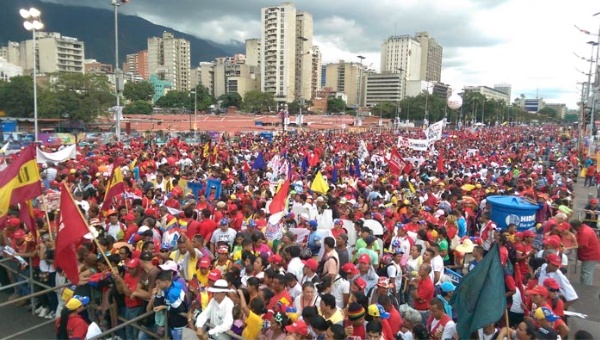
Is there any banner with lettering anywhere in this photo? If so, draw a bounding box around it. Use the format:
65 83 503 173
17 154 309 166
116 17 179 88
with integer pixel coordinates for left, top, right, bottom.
425 119 445 141
397 137 432 151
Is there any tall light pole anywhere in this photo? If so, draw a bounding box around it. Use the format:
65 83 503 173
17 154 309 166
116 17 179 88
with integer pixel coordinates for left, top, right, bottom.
356 55 365 128
112 0 125 141
587 41 598 147
20 8 43 142
192 89 197 139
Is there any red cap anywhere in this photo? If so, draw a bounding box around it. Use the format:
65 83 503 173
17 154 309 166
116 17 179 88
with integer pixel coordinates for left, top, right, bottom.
546 253 562 267
126 258 140 269
122 213 135 222
358 254 371 264
268 254 283 265
107 209 118 217
285 320 309 336
12 229 26 239
525 285 548 297
522 230 536 238
198 258 211 269
217 245 229 254
6 218 21 227
341 262 359 275
557 222 570 232
208 269 222 281
543 236 561 249
543 278 560 290
302 258 318 271
353 277 367 290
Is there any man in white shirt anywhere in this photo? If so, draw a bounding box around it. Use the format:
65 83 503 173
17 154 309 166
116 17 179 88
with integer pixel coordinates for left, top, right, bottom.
195 279 234 340
429 244 445 286
537 253 578 308
428 297 457 340
284 245 304 283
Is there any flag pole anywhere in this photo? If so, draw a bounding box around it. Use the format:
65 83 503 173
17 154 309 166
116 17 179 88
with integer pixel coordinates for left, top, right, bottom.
41 194 54 242
64 186 116 272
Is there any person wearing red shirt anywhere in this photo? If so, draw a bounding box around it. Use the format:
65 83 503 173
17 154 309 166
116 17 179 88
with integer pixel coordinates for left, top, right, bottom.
379 295 403 335
182 208 201 239
266 274 292 312
198 209 217 242
55 295 90 339
411 263 435 320
112 258 144 339
331 219 347 239
570 220 600 285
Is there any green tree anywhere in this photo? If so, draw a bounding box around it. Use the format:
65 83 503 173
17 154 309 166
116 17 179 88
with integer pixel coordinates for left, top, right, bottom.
373 102 398 118
123 100 153 114
37 72 113 122
0 76 35 117
155 90 190 109
538 107 558 119
193 84 215 111
287 99 313 115
563 113 578 123
123 81 154 102
327 97 346 113
241 90 276 113
217 92 242 108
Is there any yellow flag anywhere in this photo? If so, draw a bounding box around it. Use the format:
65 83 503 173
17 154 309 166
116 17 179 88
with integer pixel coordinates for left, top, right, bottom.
129 157 138 171
310 171 329 194
203 142 210 158
408 181 416 194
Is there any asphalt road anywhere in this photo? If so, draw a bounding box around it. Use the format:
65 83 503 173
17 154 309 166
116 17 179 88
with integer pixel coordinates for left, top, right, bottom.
0 290 56 340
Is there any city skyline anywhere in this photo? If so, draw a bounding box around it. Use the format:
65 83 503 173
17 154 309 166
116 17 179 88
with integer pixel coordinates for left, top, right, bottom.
19 0 600 108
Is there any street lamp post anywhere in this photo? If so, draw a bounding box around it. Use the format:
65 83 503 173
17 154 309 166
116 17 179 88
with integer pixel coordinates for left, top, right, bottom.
20 8 43 143
112 0 125 141
587 41 598 147
357 55 365 126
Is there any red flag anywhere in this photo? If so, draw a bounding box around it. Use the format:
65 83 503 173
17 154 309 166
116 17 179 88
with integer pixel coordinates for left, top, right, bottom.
269 180 290 215
55 185 90 284
18 200 37 239
0 145 42 217
437 149 445 174
388 148 407 175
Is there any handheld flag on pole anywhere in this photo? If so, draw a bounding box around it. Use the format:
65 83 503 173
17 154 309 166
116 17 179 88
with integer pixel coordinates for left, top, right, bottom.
0 145 42 218
450 244 506 339
55 184 92 284
388 148 406 174
252 152 267 170
268 180 290 224
101 166 125 212
310 171 329 194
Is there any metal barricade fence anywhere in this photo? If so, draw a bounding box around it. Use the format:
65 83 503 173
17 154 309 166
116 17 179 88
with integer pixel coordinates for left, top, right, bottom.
0 257 169 340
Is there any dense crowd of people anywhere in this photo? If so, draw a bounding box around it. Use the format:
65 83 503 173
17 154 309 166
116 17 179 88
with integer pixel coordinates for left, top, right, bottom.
1 125 600 340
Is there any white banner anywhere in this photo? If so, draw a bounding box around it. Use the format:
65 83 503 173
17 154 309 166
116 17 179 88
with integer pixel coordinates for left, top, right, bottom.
36 145 77 164
425 119 445 141
397 137 432 151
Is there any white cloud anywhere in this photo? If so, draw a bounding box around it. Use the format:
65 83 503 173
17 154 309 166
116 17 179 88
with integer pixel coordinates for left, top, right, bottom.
41 0 600 108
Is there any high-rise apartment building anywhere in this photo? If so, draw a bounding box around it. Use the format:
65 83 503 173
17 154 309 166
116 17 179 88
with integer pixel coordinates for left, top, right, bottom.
260 2 298 103
414 32 442 82
198 62 215 96
123 50 149 80
295 11 313 101
381 35 422 81
148 32 191 91
85 59 113 74
324 60 367 107
0 42 20 65
311 46 322 99
245 39 261 68
18 32 85 74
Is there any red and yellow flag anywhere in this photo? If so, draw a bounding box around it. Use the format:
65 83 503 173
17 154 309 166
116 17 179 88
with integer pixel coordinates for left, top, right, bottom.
0 145 42 217
101 166 125 212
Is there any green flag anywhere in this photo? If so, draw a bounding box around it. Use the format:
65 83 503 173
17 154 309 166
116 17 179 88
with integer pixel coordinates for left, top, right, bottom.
450 244 506 339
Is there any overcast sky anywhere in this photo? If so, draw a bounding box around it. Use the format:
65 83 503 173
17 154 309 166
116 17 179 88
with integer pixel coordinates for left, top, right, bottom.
44 0 600 109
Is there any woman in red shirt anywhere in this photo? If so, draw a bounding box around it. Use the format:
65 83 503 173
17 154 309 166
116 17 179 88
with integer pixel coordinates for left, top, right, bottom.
56 295 90 339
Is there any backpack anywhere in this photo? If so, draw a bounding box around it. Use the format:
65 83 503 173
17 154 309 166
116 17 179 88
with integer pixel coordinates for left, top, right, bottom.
317 256 338 279
377 263 393 278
